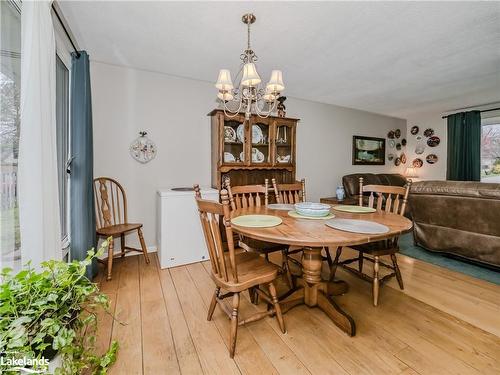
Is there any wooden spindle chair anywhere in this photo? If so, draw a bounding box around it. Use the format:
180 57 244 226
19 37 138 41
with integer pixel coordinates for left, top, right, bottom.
224 178 291 293
328 177 411 306
94 177 150 280
271 178 306 287
194 185 286 358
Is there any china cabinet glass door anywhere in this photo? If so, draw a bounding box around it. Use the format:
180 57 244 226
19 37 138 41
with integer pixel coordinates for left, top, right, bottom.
249 118 272 165
274 121 294 165
222 118 245 164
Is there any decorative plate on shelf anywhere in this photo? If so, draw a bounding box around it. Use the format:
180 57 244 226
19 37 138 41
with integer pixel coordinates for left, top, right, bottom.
277 154 291 163
410 126 419 135
427 136 440 147
224 126 237 142
412 158 424 168
224 152 236 162
236 124 245 143
252 125 263 144
426 154 438 164
130 132 157 164
424 128 435 137
252 148 265 163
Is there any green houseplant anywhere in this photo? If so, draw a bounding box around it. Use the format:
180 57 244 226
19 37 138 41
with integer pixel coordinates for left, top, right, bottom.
0 240 118 374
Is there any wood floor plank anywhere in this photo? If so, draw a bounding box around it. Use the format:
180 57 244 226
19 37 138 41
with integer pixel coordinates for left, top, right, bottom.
169 266 241 375
157 258 203 375
139 254 180 375
194 261 311 375
108 256 143 375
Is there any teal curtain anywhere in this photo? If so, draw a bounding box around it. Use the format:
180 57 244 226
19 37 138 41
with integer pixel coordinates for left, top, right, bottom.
70 51 97 279
447 111 481 181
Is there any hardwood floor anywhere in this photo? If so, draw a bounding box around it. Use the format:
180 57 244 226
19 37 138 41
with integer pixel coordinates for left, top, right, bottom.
95 251 500 375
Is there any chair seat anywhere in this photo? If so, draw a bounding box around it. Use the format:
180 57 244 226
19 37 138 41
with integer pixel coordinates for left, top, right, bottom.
97 223 143 236
351 240 398 256
239 237 287 253
212 251 280 292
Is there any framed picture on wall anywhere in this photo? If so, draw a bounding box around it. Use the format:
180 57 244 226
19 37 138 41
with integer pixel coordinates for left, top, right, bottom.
352 135 386 165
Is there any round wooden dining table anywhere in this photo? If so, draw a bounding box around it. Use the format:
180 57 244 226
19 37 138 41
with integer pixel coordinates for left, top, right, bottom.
230 205 413 337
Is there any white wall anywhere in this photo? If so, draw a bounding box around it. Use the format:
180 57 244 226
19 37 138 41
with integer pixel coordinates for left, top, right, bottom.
91 62 406 248
405 113 447 180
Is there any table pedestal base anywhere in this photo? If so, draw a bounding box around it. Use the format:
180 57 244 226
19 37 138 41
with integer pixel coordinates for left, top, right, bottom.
279 248 356 336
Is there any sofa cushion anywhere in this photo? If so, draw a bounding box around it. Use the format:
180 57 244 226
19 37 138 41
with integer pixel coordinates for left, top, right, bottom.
411 180 500 199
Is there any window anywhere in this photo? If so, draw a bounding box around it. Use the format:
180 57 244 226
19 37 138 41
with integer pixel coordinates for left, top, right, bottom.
0 0 21 270
56 55 70 254
481 117 500 183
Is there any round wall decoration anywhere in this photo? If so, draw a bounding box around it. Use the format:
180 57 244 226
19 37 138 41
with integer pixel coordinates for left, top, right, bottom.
395 129 401 138
130 131 157 164
387 130 395 139
426 154 438 164
394 157 401 166
427 136 441 147
389 139 396 148
424 128 435 137
396 143 402 151
388 153 395 161
412 158 424 168
400 152 407 164
401 138 407 146
410 126 419 135
415 143 425 155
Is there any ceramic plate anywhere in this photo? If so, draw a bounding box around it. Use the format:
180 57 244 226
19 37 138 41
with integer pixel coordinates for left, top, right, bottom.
224 152 235 162
412 158 424 168
252 125 263 144
332 205 376 213
267 203 295 210
423 128 435 137
251 148 265 163
395 129 401 138
231 214 282 228
325 218 389 234
224 126 236 142
410 126 419 135
426 154 438 164
236 124 245 143
427 136 440 147
389 140 396 148
288 211 335 220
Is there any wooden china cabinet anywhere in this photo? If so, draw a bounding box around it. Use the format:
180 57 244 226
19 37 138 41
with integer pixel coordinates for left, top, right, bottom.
209 109 299 189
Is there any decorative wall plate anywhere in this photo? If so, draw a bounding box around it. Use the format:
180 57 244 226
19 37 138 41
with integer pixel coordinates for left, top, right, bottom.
395 129 401 138
389 140 396 148
415 144 425 155
396 143 402 151
130 132 157 164
387 130 395 139
388 153 395 161
395 157 401 166
416 135 423 141
426 154 438 164
424 128 435 137
412 158 424 168
410 126 419 135
400 152 407 164
224 126 237 142
427 136 440 147
401 138 407 146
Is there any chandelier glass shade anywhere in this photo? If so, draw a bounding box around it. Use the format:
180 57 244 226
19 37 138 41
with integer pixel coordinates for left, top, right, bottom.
215 13 285 119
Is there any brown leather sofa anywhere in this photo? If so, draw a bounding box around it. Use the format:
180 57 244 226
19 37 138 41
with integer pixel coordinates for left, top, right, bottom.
342 173 407 201
409 181 500 268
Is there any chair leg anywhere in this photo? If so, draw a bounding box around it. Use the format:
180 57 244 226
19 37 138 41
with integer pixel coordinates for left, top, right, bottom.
229 292 240 358
329 247 343 281
373 255 380 306
120 234 125 258
107 238 114 281
282 250 294 289
391 253 404 290
358 252 364 273
137 228 150 264
268 282 286 334
207 287 220 321
249 286 259 305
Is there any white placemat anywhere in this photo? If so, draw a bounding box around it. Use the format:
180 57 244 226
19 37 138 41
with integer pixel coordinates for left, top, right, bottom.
325 218 389 234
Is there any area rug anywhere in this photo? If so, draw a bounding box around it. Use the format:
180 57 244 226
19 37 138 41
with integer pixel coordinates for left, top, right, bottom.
399 234 500 285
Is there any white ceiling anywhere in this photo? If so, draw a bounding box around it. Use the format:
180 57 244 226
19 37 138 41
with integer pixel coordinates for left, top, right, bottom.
59 1 500 119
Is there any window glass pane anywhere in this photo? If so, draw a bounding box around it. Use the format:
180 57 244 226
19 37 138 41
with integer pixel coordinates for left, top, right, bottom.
481 122 500 183
0 0 21 271
56 55 69 243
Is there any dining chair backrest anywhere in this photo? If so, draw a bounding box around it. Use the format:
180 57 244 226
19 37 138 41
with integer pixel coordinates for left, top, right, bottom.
224 178 269 211
358 177 411 216
271 178 306 204
94 177 128 229
194 185 239 284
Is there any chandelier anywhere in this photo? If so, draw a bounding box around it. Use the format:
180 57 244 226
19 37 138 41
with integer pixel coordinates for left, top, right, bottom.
215 13 285 120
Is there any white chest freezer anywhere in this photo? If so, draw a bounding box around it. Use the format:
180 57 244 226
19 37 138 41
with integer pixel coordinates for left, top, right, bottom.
156 187 219 269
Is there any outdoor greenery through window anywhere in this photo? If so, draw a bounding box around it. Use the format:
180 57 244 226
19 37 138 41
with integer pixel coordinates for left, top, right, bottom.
0 0 21 271
481 120 500 183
